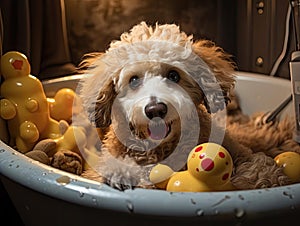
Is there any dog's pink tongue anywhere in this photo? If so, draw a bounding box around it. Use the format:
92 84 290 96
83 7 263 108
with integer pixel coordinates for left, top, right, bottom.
148 118 168 140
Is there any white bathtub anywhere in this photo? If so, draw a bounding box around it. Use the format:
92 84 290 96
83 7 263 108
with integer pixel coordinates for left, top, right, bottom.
0 71 299 226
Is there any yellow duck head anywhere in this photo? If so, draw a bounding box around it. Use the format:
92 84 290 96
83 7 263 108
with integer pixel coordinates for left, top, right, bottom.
187 143 233 186
48 88 77 122
274 151 300 183
1 51 31 79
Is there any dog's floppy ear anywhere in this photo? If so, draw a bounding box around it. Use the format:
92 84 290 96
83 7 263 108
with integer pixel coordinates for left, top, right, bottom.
89 79 116 128
78 52 117 128
192 40 236 113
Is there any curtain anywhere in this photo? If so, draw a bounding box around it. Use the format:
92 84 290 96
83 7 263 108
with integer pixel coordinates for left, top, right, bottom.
0 0 77 80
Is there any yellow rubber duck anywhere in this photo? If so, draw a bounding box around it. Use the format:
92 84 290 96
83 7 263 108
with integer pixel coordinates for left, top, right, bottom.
149 143 235 192
48 88 77 123
0 51 61 153
274 151 300 183
47 125 87 157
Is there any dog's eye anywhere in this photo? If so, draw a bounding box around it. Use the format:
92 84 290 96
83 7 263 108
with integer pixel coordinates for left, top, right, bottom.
129 75 141 89
167 70 180 83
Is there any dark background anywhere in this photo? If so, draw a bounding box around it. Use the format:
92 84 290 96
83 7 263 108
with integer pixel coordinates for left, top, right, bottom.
0 0 293 80
64 0 292 79
0 0 295 225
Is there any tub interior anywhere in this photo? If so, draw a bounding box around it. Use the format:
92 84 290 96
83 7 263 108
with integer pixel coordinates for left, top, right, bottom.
0 71 299 226
234 71 293 117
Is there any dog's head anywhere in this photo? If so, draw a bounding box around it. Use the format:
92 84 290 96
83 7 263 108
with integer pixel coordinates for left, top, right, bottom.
79 22 235 165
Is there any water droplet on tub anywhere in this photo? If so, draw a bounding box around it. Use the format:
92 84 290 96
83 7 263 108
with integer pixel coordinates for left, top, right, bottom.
56 175 71 185
0 149 5 153
42 172 47 176
92 197 98 205
126 201 134 213
196 209 204 216
79 192 84 198
190 198 196 205
283 191 294 199
235 208 246 219
238 194 245 200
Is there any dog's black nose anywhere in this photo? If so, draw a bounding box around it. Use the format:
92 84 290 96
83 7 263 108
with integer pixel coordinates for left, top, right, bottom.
145 101 168 119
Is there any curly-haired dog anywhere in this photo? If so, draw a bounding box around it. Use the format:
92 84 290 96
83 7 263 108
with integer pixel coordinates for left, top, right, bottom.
78 22 293 190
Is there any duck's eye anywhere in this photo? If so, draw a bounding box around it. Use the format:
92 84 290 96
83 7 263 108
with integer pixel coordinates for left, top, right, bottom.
129 76 141 89
167 70 180 83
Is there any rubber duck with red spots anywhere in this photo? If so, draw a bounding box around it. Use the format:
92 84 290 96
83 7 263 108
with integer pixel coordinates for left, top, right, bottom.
149 142 236 192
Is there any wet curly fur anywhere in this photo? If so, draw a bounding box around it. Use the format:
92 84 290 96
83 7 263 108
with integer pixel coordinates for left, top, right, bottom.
79 22 298 190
